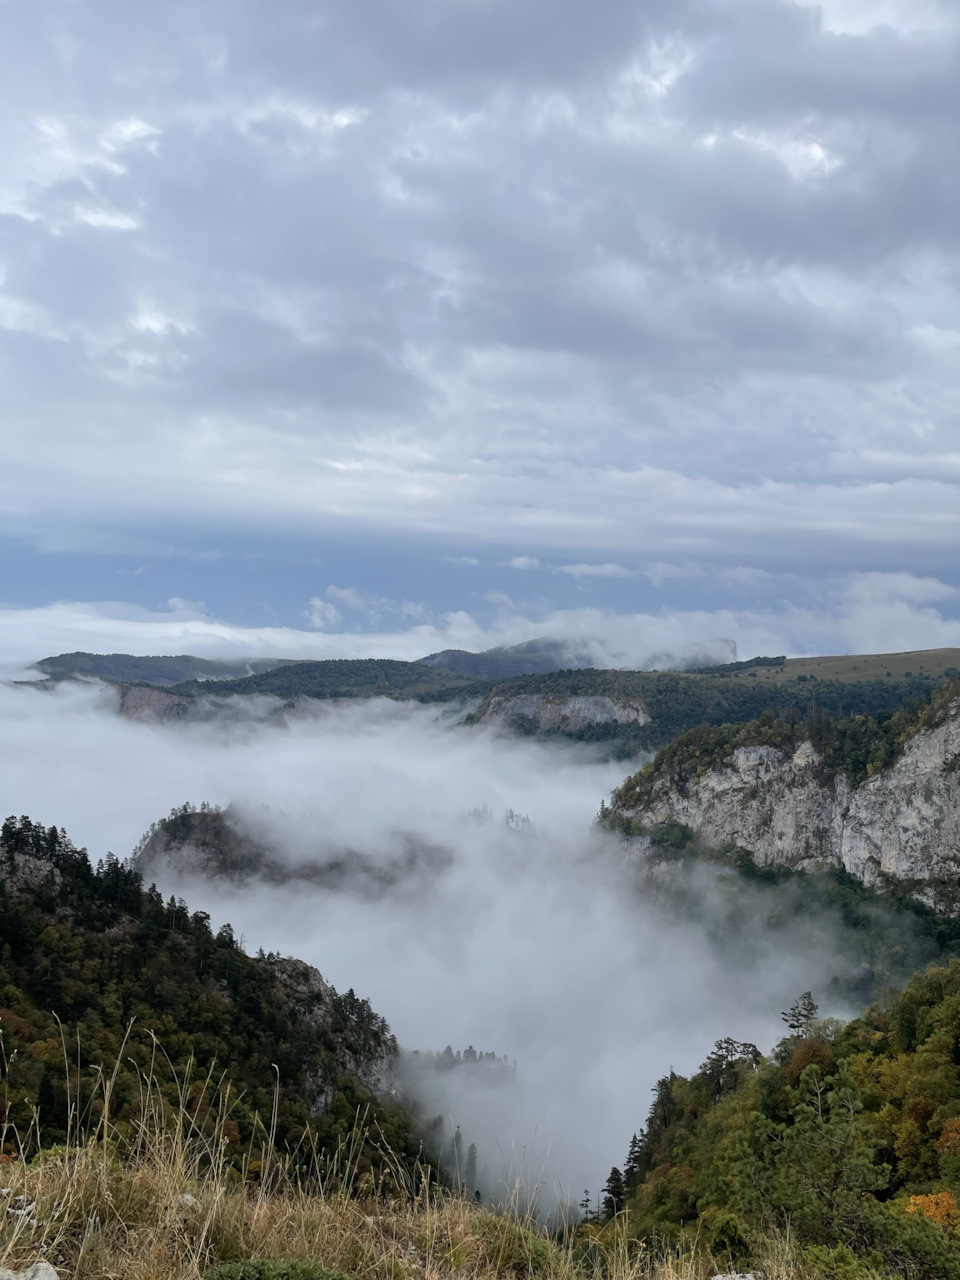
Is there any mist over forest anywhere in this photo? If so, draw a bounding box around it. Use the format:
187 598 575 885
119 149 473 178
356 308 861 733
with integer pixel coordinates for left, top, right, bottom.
5 0 960 1269
4 672 949 1212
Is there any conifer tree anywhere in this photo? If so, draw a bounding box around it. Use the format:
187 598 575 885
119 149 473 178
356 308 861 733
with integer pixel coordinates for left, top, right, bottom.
602 1166 625 1220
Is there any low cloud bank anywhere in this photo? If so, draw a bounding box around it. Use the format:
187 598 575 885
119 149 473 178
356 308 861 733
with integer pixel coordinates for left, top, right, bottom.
0 680 902 1203
2 570 959 679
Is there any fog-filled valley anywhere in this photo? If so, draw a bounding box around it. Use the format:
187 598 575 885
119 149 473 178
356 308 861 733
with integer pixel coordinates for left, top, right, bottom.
3 674 942 1212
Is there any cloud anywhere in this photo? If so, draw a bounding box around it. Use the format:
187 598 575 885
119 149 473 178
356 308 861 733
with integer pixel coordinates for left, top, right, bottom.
1 1 958 581
306 597 343 630
642 562 705 587
555 562 633 578
3 571 958 679
0 678 904 1201
501 557 541 570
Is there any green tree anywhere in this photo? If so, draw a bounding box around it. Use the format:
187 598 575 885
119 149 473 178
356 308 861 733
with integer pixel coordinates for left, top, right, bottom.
781 991 818 1038
602 1166 625 1219
733 1063 887 1246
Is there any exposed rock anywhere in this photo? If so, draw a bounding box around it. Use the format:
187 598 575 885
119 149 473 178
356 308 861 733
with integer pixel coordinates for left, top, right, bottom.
479 693 649 733
0 1265 61 1280
115 684 197 723
266 955 399 1104
617 698 960 886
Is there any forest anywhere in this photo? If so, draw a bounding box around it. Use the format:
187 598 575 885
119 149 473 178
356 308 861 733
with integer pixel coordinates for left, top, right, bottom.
595 963 960 1278
608 674 960 810
468 669 944 756
0 815 422 1185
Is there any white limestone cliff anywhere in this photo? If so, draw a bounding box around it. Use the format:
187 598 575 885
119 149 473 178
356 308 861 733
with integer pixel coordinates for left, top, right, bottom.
478 693 649 733
616 697 960 884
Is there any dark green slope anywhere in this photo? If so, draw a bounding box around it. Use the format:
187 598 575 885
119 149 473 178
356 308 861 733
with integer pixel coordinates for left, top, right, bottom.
167 657 476 699
419 637 595 679
32 651 295 686
470 668 941 756
0 816 421 1181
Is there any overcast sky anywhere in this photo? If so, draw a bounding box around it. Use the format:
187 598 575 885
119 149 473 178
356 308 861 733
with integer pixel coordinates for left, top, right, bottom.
3 0 959 662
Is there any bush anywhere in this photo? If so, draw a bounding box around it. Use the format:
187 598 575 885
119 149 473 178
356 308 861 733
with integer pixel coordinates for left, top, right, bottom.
205 1262 355 1280
797 1243 881 1279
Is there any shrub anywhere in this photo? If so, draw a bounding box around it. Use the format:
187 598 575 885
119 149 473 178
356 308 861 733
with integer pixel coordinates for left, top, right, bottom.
205 1263 355 1280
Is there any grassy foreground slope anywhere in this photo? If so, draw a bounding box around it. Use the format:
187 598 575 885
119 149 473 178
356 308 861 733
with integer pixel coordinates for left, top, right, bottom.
0 1124 830 1280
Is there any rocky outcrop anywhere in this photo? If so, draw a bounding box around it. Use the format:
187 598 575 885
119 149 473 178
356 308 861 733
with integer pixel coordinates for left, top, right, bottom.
266 955 399 1107
615 698 960 884
478 693 649 733
116 684 197 722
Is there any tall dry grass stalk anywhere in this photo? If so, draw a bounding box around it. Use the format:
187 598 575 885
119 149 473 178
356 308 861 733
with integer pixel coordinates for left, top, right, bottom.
0 1041 821 1280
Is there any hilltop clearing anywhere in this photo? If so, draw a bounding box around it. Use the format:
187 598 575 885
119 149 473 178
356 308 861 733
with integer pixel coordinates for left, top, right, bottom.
710 647 960 684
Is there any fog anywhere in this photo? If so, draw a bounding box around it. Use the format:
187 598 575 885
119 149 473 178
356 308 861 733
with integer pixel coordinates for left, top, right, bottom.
1 679 865 1206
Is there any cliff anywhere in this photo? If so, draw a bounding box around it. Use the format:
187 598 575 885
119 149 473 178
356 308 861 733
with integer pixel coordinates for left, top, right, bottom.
609 691 960 887
477 692 649 733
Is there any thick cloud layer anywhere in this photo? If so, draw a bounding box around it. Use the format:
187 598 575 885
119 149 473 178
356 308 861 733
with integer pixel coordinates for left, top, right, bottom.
2 0 959 611
0 680 909 1202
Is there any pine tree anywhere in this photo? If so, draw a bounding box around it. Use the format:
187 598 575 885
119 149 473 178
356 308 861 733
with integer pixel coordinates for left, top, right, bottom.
602 1166 625 1220
781 991 819 1037
624 1131 645 1192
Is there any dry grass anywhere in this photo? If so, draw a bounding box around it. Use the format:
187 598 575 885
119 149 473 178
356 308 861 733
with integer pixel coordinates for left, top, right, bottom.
0 1054 839 1280
744 648 960 684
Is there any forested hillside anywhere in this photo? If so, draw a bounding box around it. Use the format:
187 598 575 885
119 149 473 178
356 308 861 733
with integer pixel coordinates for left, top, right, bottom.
32 652 294 686
0 816 422 1182
599 962 960 1278
609 675 960 813
167 658 476 700
471 668 942 755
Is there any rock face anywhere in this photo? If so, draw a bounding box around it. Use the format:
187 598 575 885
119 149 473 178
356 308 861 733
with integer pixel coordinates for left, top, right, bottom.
266 956 398 1106
617 698 960 884
116 684 197 722
479 693 649 733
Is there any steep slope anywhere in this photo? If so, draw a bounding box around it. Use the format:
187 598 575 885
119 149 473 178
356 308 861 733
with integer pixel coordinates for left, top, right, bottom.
0 815 420 1175
600 960 960 1277
607 682 960 886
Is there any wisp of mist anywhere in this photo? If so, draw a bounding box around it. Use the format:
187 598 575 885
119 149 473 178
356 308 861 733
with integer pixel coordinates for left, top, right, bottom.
1 680 855 1208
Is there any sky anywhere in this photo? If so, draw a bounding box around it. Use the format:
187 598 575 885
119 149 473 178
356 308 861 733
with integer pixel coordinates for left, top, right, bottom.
2 0 960 662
